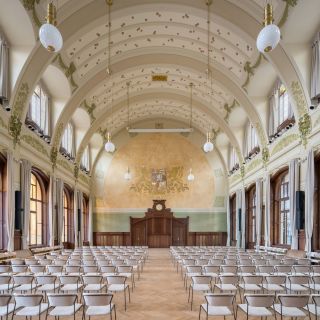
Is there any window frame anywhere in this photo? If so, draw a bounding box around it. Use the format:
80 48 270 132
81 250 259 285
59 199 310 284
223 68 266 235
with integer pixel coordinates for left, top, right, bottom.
62 186 74 244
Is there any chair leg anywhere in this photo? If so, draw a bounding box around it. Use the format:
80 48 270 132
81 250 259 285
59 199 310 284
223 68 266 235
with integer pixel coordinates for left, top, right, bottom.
124 289 127 311
199 306 202 320
190 288 194 311
114 305 117 320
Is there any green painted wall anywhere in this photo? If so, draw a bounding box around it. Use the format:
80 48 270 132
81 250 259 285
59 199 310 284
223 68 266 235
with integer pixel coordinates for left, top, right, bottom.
93 212 227 232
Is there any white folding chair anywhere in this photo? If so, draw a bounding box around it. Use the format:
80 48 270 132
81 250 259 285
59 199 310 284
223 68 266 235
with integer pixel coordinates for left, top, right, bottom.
13 275 38 293
262 275 286 294
188 275 212 310
273 294 310 319
116 266 135 291
0 276 15 293
305 294 320 319
13 294 48 320
47 265 63 276
83 293 116 320
36 275 59 299
82 275 106 293
59 275 83 294
0 294 15 320
286 275 310 293
106 276 130 311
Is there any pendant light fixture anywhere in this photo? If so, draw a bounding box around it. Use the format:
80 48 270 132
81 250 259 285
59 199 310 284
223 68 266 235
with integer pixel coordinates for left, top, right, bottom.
39 1 63 52
105 88 115 153
203 132 214 153
256 2 281 53
124 167 132 181
106 0 112 75
187 168 195 182
203 0 214 153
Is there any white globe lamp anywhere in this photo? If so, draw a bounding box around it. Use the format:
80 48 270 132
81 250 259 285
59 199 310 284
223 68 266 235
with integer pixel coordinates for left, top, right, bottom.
256 3 280 53
187 168 195 182
39 2 63 53
105 132 115 153
203 132 214 153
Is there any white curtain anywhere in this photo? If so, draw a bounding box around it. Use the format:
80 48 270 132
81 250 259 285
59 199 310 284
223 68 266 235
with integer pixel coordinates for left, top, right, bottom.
235 190 241 248
5 151 15 252
241 187 246 249
48 175 56 247
21 160 31 249
56 179 64 245
255 178 262 249
264 173 271 247
88 195 94 245
73 189 79 248
268 95 275 136
311 31 320 99
0 33 9 104
226 195 231 246
305 149 315 253
289 159 299 250
79 191 83 245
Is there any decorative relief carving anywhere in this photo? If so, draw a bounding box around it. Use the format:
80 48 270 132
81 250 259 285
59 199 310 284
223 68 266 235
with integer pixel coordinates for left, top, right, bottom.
21 0 41 27
74 164 79 179
278 0 298 28
246 158 263 173
213 168 224 178
291 81 308 116
242 54 263 91
224 100 238 122
130 166 189 195
271 133 299 156
79 172 90 186
298 113 311 147
56 158 73 172
262 147 270 166
82 100 96 123
20 134 49 157
51 122 64 167
230 173 241 185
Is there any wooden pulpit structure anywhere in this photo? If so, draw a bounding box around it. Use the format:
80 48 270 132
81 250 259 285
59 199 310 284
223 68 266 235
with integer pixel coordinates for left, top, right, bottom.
130 200 189 248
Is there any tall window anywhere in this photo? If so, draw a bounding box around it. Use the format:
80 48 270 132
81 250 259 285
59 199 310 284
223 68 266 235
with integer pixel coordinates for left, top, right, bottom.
278 84 291 124
0 33 9 106
62 190 73 243
82 196 89 243
28 85 49 135
230 195 237 245
247 124 259 155
0 154 6 250
246 186 256 248
280 174 291 245
30 173 43 245
81 146 90 172
229 146 239 172
61 122 74 157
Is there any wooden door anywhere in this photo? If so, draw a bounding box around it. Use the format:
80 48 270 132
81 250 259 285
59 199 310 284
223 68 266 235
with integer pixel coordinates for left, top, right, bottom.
172 218 188 246
130 219 147 246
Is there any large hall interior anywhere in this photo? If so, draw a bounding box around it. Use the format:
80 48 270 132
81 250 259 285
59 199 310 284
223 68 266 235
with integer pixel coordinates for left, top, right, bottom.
0 0 320 319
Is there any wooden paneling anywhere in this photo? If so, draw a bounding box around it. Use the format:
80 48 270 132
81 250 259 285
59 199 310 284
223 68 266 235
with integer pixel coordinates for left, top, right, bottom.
188 232 227 246
14 230 22 251
93 232 131 246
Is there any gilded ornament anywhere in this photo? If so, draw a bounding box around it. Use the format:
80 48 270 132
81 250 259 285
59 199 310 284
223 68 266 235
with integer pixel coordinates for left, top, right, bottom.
74 164 79 179
240 165 245 178
278 0 298 28
21 0 41 27
246 158 263 173
298 113 311 147
242 54 262 90
271 133 299 156
8 115 22 146
224 100 238 122
21 135 49 157
50 146 58 168
82 100 96 123
262 147 269 165
291 81 308 116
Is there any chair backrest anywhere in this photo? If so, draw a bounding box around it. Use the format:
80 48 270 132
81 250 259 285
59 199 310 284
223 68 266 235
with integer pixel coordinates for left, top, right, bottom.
47 293 77 306
30 265 46 273
209 259 223 266
48 265 63 273
0 275 11 285
205 293 235 307
292 265 310 274
14 294 43 307
116 265 133 273
242 275 263 285
82 275 103 285
12 265 28 272
219 275 238 285
0 265 11 273
65 266 81 274
245 294 275 307
11 259 25 265
204 265 220 273
186 266 202 274
240 265 256 273
312 275 320 284
257 265 274 274
59 275 80 284
265 275 286 285
224 259 237 266
275 265 291 273
13 275 34 284
106 275 126 285
282 258 296 265
0 294 11 307
278 294 309 308
100 266 116 273
288 275 309 285
196 259 209 266
192 275 212 285
36 275 57 285
312 266 320 274
83 293 113 306
312 294 320 306
221 265 238 274
83 266 98 273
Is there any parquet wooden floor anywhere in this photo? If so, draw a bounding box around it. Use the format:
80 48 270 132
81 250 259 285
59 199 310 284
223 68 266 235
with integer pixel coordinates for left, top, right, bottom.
112 248 200 319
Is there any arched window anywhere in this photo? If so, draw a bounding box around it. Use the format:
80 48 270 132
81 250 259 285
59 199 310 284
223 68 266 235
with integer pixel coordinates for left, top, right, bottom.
246 185 256 249
268 80 294 140
0 153 6 249
27 84 49 135
62 187 73 244
61 122 75 159
0 33 9 107
82 195 89 244
29 173 43 246
229 146 239 174
230 194 237 246
271 169 291 246
80 146 90 173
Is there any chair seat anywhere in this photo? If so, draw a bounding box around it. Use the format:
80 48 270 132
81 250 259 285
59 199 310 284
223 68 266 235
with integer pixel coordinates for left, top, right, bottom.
0 304 15 316
204 273 219 278
108 284 128 292
86 305 114 316
238 273 253 277
239 284 262 291
60 284 83 291
285 284 309 292
201 304 232 316
238 304 273 317
102 273 117 278
215 284 237 291
118 273 132 278
16 303 49 316
273 304 307 317
37 284 60 292
84 284 106 292
310 284 320 292
305 304 320 315
262 284 285 292
49 304 82 316
0 284 15 291
13 284 38 292
191 284 211 291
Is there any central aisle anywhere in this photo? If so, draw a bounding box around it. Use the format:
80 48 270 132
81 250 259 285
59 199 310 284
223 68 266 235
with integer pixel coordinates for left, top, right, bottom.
115 248 197 319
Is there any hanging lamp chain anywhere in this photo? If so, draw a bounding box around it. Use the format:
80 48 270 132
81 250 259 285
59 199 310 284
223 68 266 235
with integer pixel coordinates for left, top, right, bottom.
106 0 112 74
127 81 130 129
189 83 193 128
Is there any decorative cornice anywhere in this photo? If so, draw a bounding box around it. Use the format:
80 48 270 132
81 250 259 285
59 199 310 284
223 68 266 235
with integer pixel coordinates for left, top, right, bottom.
52 54 78 92
79 172 90 186
230 173 241 185
246 158 263 173
271 133 299 156
56 157 73 172
20 134 49 157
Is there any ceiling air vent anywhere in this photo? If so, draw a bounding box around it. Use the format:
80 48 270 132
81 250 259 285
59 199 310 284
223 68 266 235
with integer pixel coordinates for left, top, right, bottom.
152 74 167 81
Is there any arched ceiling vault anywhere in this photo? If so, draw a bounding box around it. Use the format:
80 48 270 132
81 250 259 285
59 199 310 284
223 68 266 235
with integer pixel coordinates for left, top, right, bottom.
9 0 309 170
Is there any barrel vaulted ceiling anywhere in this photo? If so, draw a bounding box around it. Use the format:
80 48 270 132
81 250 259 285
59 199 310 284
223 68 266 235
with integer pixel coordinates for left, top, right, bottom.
3 0 318 174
